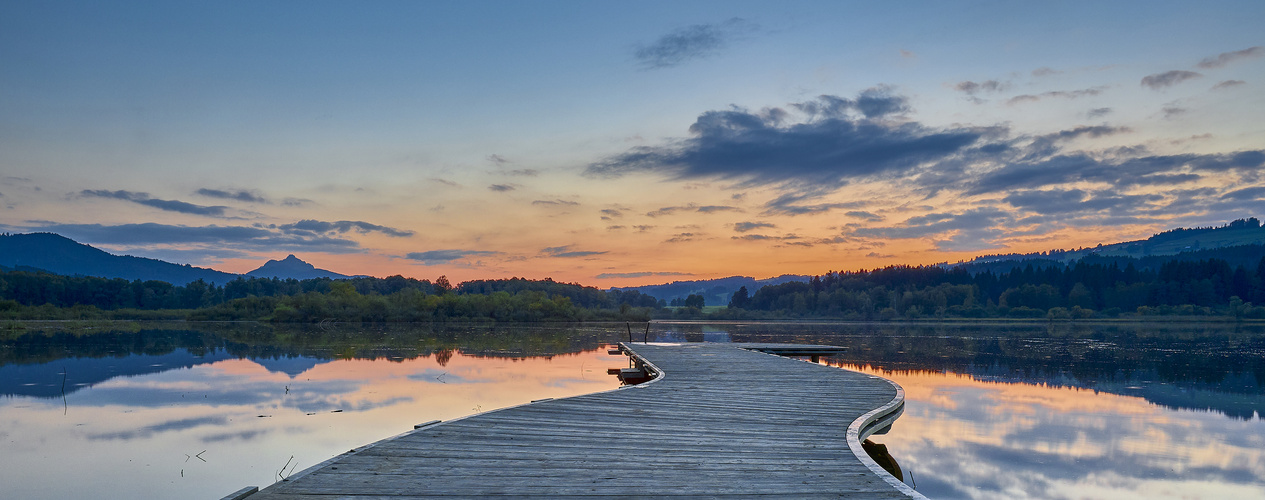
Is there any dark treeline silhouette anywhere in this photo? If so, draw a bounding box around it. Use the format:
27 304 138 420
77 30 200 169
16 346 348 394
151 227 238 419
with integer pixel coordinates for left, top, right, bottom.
724 248 1265 319
0 270 659 322
5 242 1265 322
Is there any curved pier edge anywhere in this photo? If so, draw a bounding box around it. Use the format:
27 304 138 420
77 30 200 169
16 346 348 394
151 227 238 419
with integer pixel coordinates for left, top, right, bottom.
847 377 928 499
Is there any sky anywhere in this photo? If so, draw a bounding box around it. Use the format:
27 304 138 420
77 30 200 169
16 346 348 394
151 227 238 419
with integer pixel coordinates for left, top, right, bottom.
2 1 1263 287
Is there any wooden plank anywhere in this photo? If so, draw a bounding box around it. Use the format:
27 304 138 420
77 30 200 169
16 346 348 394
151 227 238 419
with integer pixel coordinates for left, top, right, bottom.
242 342 924 499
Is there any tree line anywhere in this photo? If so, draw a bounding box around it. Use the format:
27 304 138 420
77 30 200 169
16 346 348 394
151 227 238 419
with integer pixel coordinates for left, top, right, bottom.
0 270 660 322
4 246 1265 322
723 251 1265 320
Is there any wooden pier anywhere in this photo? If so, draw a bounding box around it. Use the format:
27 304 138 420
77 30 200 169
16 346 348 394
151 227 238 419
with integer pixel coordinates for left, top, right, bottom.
234 342 923 499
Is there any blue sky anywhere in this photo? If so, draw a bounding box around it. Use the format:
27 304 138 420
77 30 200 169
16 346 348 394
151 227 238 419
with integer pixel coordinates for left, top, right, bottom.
2 1 1263 284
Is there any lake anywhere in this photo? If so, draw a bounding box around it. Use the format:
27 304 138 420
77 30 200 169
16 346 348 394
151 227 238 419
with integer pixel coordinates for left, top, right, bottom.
1 321 1261 499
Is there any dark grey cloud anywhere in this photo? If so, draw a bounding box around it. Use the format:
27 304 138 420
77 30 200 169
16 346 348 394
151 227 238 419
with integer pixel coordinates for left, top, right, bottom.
1212 79 1246 90
731 233 801 242
196 188 267 203
1006 88 1103 105
405 249 500 265
532 199 580 206
759 189 868 216
430 178 460 187
632 225 655 232
600 208 624 220
845 211 884 222
791 86 910 119
733 221 775 233
1221 186 1265 201
1161 105 1188 119
1086 107 1113 118
696 205 740 213
595 271 693 279
1021 125 1132 160
541 245 607 258
634 18 753 69
81 189 228 216
587 90 983 190
276 219 413 238
487 184 515 192
1141 70 1202 90
954 80 1009 95
965 150 1264 196
646 203 741 217
487 154 509 166
853 208 1012 252
280 197 313 207
1196 46 1263 69
664 232 698 243
23 222 365 254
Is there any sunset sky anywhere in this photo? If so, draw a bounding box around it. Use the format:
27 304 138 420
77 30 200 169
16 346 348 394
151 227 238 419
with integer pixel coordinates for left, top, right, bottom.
2 1 1263 286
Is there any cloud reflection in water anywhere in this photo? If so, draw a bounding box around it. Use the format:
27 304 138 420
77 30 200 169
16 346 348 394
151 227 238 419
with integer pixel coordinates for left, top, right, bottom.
848 366 1265 500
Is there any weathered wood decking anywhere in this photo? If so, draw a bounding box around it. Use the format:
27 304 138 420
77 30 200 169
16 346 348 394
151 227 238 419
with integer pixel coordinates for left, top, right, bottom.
238 342 923 499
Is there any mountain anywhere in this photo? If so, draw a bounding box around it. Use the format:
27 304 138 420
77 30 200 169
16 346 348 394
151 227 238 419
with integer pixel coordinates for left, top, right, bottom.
246 254 350 280
613 275 810 306
0 232 239 285
955 217 1265 274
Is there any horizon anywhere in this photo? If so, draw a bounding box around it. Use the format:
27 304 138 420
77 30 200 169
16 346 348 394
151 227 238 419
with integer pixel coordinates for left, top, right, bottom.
3 2 1263 287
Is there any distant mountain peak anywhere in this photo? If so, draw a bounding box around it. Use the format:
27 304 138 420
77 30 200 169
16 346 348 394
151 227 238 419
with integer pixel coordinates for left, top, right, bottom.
247 254 348 280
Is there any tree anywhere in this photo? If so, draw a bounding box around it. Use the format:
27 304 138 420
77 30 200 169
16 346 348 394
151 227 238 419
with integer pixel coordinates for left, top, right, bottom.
728 286 750 309
684 294 705 309
434 275 452 295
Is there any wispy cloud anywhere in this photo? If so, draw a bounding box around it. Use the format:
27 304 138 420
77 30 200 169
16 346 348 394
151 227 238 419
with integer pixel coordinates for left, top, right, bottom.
488 184 515 192
195 188 267 203
1212 80 1246 90
80 189 229 217
275 219 414 237
1196 46 1263 69
853 208 1012 252
1087 107 1113 118
634 18 754 70
1006 87 1104 105
846 211 884 222
646 203 741 217
595 271 693 279
541 245 607 258
733 221 775 233
405 249 500 265
532 199 580 206
954 79 1009 95
1141 70 1202 90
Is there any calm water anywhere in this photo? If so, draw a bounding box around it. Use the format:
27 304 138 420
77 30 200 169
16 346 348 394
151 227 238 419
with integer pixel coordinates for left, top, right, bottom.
1 321 1262 499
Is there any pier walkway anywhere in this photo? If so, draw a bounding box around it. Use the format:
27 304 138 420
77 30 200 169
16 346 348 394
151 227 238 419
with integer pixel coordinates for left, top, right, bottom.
234 342 922 499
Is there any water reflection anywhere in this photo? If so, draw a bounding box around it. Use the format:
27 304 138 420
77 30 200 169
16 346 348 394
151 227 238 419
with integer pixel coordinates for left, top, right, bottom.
0 323 629 500
2 321 1262 500
651 321 1265 499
